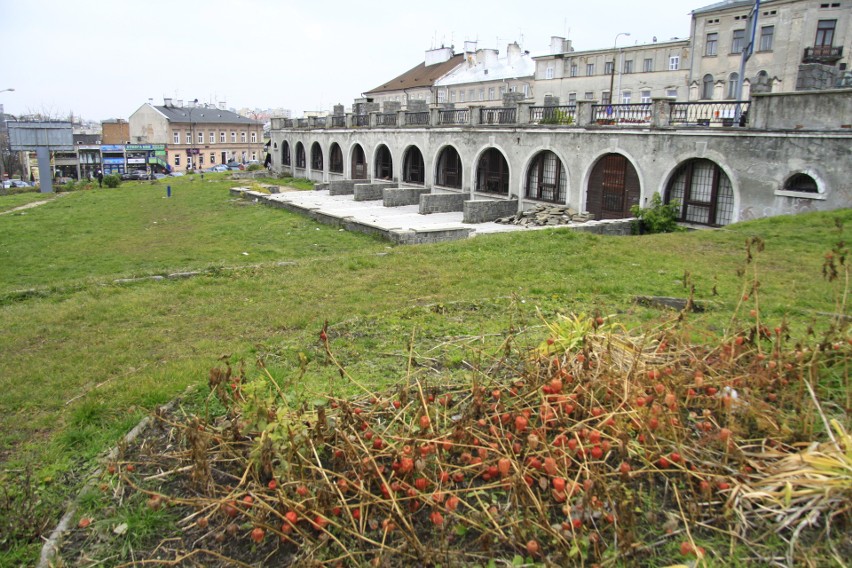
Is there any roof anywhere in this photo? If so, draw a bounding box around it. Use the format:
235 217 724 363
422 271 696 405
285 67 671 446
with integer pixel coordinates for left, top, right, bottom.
153 104 260 125
363 54 466 95
436 51 535 87
692 0 762 15
534 38 690 60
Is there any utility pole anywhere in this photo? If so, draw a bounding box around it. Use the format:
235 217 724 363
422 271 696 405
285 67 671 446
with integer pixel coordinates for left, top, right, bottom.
735 0 761 122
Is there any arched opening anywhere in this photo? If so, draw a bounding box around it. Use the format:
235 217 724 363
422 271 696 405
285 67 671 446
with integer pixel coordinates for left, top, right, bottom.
282 141 291 166
476 148 510 195
329 143 343 174
586 153 640 220
784 173 818 193
403 147 425 184
526 151 567 203
702 74 714 100
311 142 323 171
435 146 462 188
375 145 393 180
666 159 734 226
295 142 306 168
727 72 739 99
351 144 367 179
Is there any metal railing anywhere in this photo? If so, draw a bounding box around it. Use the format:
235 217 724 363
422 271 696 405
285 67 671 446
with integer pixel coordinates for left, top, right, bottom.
377 113 397 126
803 45 843 62
405 112 429 126
438 109 469 125
352 115 369 127
529 105 576 125
669 101 750 127
331 116 346 127
481 107 516 125
283 119 294 128
314 117 327 128
296 118 309 128
591 103 652 125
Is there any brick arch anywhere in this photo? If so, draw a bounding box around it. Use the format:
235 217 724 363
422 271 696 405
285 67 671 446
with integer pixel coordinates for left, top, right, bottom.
586 153 640 219
665 158 734 226
350 143 367 180
402 145 425 185
310 142 323 171
524 150 568 203
475 147 510 195
374 144 393 180
294 141 306 169
435 145 463 189
329 143 343 174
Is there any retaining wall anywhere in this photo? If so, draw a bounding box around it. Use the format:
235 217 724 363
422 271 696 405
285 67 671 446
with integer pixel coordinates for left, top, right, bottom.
383 186 432 207
419 193 466 214
463 199 520 224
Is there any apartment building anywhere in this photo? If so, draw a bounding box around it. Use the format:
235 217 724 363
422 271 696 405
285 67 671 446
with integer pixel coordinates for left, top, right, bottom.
129 99 264 172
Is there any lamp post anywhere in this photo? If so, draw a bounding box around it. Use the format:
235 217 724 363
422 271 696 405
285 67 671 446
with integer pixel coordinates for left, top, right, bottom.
608 33 630 106
187 98 198 171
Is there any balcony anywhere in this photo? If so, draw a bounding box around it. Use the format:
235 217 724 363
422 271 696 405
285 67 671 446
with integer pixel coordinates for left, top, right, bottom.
802 45 843 64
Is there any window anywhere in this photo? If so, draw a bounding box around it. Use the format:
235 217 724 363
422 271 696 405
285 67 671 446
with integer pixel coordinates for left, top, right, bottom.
199 154 204 165
450 90 456 102
759 25 774 51
570 64 578 77
198 131 204 144
727 72 740 99
240 132 246 143
584 91 594 100
641 90 652 103
815 20 836 46
706 32 718 56
568 93 577 105
526 151 567 203
437 90 446 103
702 74 715 99
604 61 613 75
209 132 215 144
488 87 495 100
468 89 475 101
602 90 611 105
174 155 180 166
643 58 654 72
586 63 595 75
623 59 634 74
231 131 236 142
479 89 485 101
667 88 678 98
621 91 632 104
459 91 465 102
499 86 505 98
669 55 680 70
251 132 257 143
731 29 745 53
784 173 819 193
173 131 179 144
210 153 215 163
185 132 191 144
220 131 225 143
545 65 554 79
666 159 734 227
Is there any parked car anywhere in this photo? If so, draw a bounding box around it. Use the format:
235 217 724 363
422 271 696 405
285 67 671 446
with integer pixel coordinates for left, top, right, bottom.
2 179 31 189
120 170 149 181
152 173 168 180
210 164 229 172
169 171 185 177
226 161 245 171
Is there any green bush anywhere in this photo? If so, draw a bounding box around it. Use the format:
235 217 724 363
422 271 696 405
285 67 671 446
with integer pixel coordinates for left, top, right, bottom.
246 164 264 172
540 109 573 125
103 174 121 188
630 192 683 234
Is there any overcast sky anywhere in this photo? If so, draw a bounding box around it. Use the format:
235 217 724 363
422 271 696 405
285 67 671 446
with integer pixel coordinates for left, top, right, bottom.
0 0 700 122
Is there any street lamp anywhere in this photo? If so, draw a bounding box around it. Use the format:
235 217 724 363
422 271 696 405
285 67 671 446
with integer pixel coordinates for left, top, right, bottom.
187 98 198 171
608 33 630 106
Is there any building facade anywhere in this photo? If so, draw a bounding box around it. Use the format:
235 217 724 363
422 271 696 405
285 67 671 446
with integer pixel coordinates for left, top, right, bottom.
129 99 264 172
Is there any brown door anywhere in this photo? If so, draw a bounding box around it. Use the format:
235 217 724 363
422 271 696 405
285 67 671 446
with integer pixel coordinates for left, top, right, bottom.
586 154 640 219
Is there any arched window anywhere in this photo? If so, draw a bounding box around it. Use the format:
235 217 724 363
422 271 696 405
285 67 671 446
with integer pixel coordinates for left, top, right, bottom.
282 141 290 166
311 142 323 171
295 142 306 168
702 74 714 99
666 159 734 226
727 72 739 99
784 173 818 193
476 148 510 195
329 143 343 173
526 151 567 203
403 147 425 184
435 146 462 188
375 145 393 180
351 144 367 179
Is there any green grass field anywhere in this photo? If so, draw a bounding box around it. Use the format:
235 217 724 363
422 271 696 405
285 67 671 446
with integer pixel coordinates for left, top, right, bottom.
0 177 848 565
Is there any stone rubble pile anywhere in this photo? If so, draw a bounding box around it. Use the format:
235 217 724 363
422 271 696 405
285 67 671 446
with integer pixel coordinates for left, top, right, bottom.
495 204 594 226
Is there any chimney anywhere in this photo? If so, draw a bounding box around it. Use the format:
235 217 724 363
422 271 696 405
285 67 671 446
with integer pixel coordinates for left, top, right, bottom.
163 97 173 107
550 36 568 54
425 46 454 66
177 99 184 107
464 40 478 55
476 48 499 67
507 42 522 65
219 101 226 110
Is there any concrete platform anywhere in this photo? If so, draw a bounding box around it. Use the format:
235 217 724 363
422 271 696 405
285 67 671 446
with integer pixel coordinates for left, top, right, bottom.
231 187 632 244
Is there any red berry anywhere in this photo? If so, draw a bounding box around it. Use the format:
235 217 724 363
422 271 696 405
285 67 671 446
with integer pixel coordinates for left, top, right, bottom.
251 527 265 543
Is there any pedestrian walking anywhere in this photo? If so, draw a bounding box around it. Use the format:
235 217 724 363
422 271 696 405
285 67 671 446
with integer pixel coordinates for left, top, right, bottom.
97 169 103 188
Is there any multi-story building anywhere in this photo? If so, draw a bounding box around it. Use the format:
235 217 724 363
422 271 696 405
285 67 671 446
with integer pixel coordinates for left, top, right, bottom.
433 41 536 108
689 0 850 99
363 46 465 111
101 119 130 145
129 99 264 172
534 36 691 106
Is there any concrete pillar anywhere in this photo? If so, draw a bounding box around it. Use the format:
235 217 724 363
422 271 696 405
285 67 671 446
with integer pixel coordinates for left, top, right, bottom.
36 147 53 193
470 106 482 126
651 98 673 128
575 101 595 127
517 102 534 125
430 107 440 127
369 112 377 128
